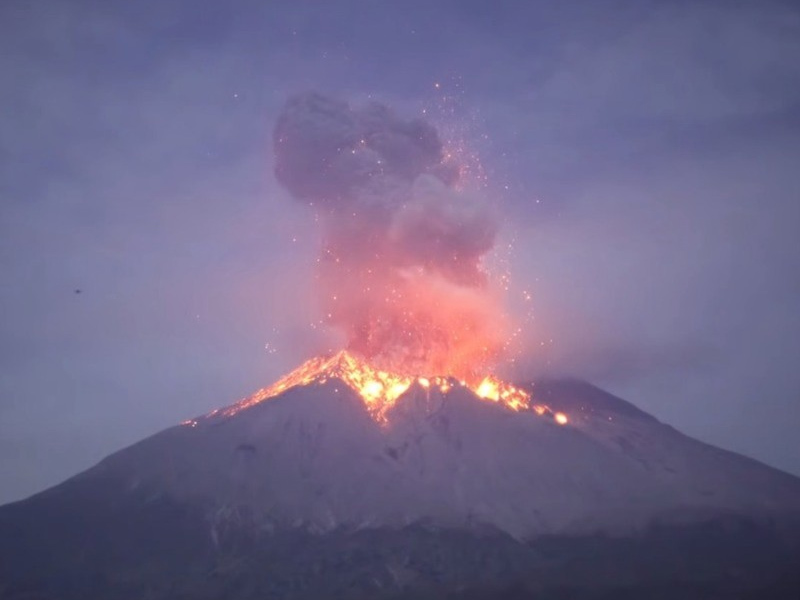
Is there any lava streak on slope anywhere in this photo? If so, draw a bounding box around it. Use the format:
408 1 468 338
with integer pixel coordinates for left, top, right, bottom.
192 350 566 426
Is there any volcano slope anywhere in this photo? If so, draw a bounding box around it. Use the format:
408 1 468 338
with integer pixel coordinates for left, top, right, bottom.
1 375 800 600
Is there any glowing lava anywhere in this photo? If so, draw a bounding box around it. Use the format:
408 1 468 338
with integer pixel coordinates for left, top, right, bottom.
194 350 567 426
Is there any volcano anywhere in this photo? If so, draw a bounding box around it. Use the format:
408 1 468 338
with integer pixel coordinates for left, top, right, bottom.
1 353 799 600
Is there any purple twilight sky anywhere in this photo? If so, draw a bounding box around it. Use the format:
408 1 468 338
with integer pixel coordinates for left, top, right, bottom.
1 0 800 504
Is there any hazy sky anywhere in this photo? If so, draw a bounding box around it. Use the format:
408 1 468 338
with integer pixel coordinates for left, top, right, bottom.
2 0 799 504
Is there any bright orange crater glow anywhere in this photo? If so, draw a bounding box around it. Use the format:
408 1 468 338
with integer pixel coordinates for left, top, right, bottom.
188 350 569 426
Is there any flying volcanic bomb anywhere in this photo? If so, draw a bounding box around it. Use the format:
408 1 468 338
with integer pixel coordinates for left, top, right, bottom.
273 93 512 387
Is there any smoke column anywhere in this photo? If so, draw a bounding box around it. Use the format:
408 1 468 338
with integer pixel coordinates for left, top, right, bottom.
273 92 507 379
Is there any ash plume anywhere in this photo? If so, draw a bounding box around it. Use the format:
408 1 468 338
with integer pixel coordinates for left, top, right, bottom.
273 92 504 377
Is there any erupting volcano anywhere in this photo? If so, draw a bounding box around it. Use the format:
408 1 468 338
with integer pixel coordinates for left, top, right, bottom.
257 93 547 429
2 94 800 600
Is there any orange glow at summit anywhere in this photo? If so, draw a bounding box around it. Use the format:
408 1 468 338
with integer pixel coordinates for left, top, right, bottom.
196 350 567 427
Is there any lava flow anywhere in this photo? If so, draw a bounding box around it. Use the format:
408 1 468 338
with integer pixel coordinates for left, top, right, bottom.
194 350 567 426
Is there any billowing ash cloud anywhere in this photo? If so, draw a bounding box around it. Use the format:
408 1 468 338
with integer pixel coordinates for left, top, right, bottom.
273 92 504 377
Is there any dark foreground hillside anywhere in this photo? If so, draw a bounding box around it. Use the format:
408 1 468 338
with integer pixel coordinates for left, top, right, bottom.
1 475 799 600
